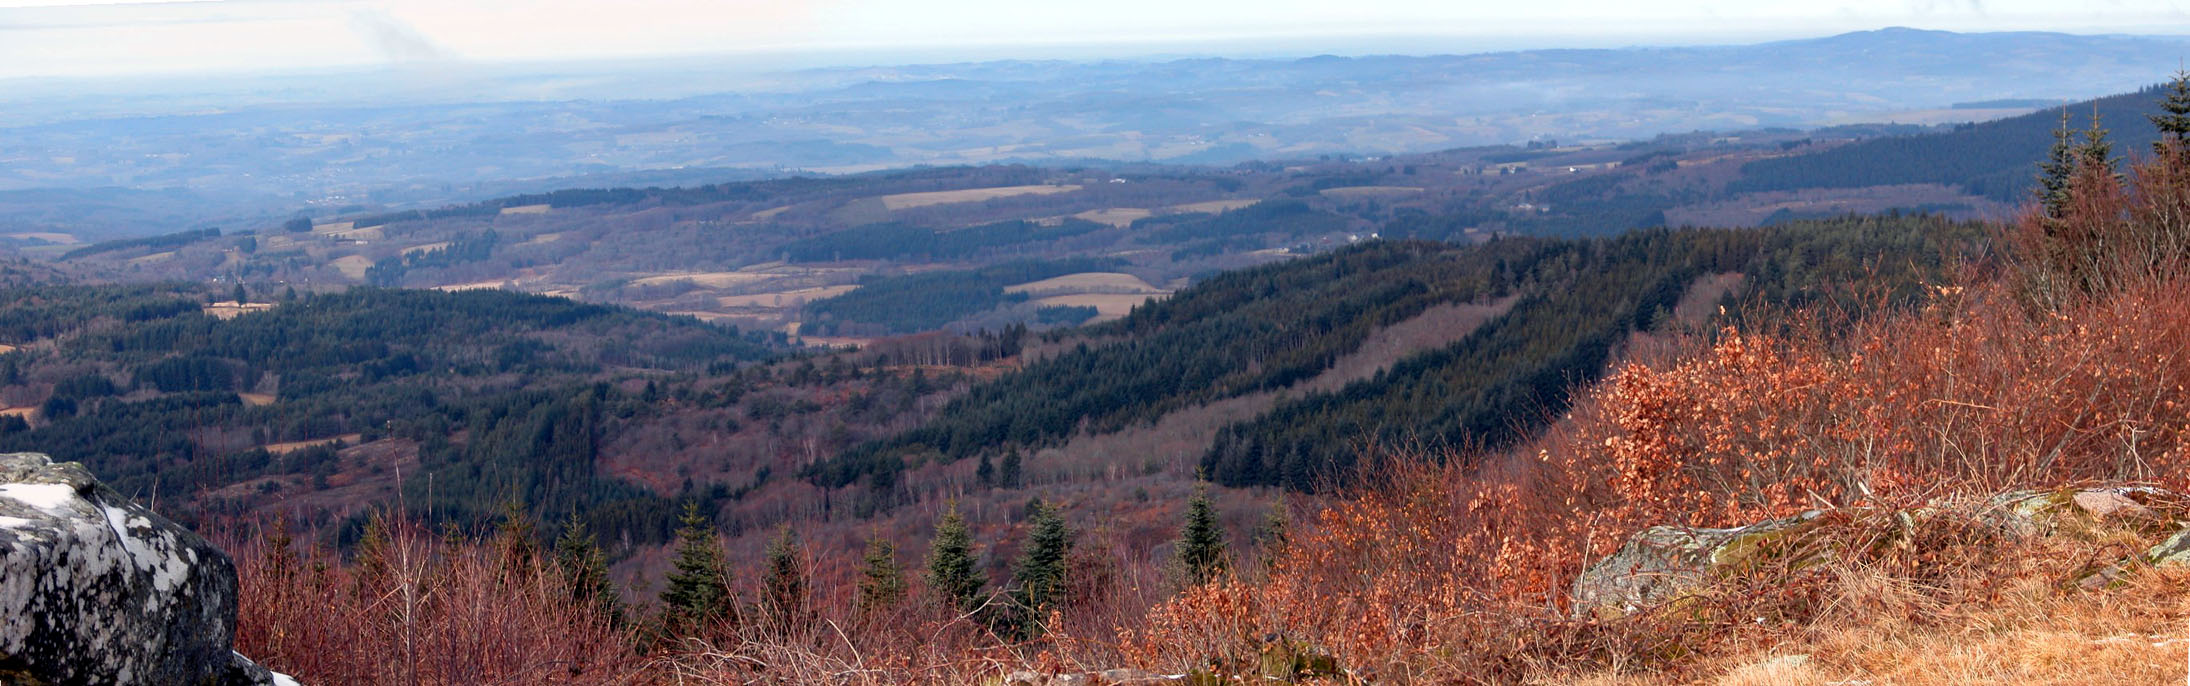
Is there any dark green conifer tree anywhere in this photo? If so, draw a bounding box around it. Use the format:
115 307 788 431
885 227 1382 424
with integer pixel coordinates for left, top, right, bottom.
2152 70 2190 152
1009 499 1073 634
1251 494 1290 570
659 502 732 634
976 452 995 486
554 513 623 626
924 503 984 613
2038 109 2078 218
999 449 1023 488
759 526 810 634
854 535 907 615
1174 482 1228 586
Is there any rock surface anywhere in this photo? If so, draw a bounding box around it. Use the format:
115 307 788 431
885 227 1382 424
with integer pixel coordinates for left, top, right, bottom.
0 452 291 685
1569 511 1832 619
1572 487 2190 618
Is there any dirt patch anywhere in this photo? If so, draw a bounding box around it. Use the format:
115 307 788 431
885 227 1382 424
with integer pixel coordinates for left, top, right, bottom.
1072 208 1152 227
433 280 511 292
717 285 860 308
0 407 33 420
1167 199 1259 214
499 204 552 215
330 255 374 280
3 232 78 245
238 392 276 407
0 344 14 355
401 242 451 257
630 272 778 289
878 184 1081 210
1007 272 1166 295
1036 294 1165 320
202 301 276 320
1318 186 1425 198
261 433 363 456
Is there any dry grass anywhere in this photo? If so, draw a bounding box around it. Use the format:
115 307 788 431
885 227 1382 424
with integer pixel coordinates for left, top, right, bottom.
202 301 276 320
877 185 1081 210
500 204 552 215
1073 208 1153 227
330 255 375 280
716 285 861 308
126 251 176 264
1317 186 1426 198
1034 294 1163 319
311 222 356 233
238 392 277 407
3 232 79 245
260 433 361 455
1168 199 1260 214
628 272 778 289
1006 272 1166 295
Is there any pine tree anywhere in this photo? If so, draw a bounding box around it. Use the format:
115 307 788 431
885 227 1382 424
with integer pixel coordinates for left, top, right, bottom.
554 513 623 626
1174 482 1228 586
492 499 540 574
1010 499 1073 634
232 284 248 305
2151 70 2190 152
659 502 732 634
999 449 1023 488
2038 109 2078 219
2080 105 2118 180
855 535 907 615
925 503 984 613
1251 494 1290 569
759 526 810 634
976 452 995 486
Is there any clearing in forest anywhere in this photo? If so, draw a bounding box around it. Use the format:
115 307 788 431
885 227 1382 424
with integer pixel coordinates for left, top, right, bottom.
1036 293 1165 319
1007 272 1166 295
499 204 551 215
261 434 363 455
877 184 1081 210
1073 208 1152 227
630 272 778 288
1318 186 1425 198
717 285 860 308
330 255 374 280
1166 199 1259 214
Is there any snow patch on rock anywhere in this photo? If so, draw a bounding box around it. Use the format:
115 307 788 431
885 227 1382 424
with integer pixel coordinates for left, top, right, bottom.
0 482 79 512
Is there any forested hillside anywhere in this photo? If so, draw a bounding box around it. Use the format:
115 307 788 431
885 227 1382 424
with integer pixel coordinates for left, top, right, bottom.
1730 86 2165 201
811 214 1985 493
0 286 788 539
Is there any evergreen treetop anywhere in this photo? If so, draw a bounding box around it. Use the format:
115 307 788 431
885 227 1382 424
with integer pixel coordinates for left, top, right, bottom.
925 502 985 613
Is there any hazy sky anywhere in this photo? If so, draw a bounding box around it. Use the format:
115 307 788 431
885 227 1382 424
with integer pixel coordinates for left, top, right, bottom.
5 0 2190 80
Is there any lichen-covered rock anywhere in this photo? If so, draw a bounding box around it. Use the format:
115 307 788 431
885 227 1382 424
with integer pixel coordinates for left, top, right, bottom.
1570 511 1834 620
0 452 290 685
1983 487 2179 537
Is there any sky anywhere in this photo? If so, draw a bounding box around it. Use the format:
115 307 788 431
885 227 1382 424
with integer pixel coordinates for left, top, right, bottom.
4 0 2190 80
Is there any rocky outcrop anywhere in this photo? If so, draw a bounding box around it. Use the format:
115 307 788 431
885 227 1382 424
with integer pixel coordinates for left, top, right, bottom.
0 452 294 686
1569 510 1836 620
1571 487 2190 619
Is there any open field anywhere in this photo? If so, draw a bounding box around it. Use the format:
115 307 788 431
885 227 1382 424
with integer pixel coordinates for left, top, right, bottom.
3 232 78 245
238 393 276 407
499 204 551 215
432 280 512 292
261 433 363 456
629 271 779 288
716 285 860 308
310 222 355 233
520 232 564 245
127 251 176 265
1036 293 1164 319
749 206 793 221
0 407 32 420
330 255 374 280
878 184 1081 210
0 344 14 354
325 225 384 241
1007 272 1166 295
1073 208 1152 227
202 301 276 320
1318 185 1425 198
401 242 451 257
1167 199 1260 214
